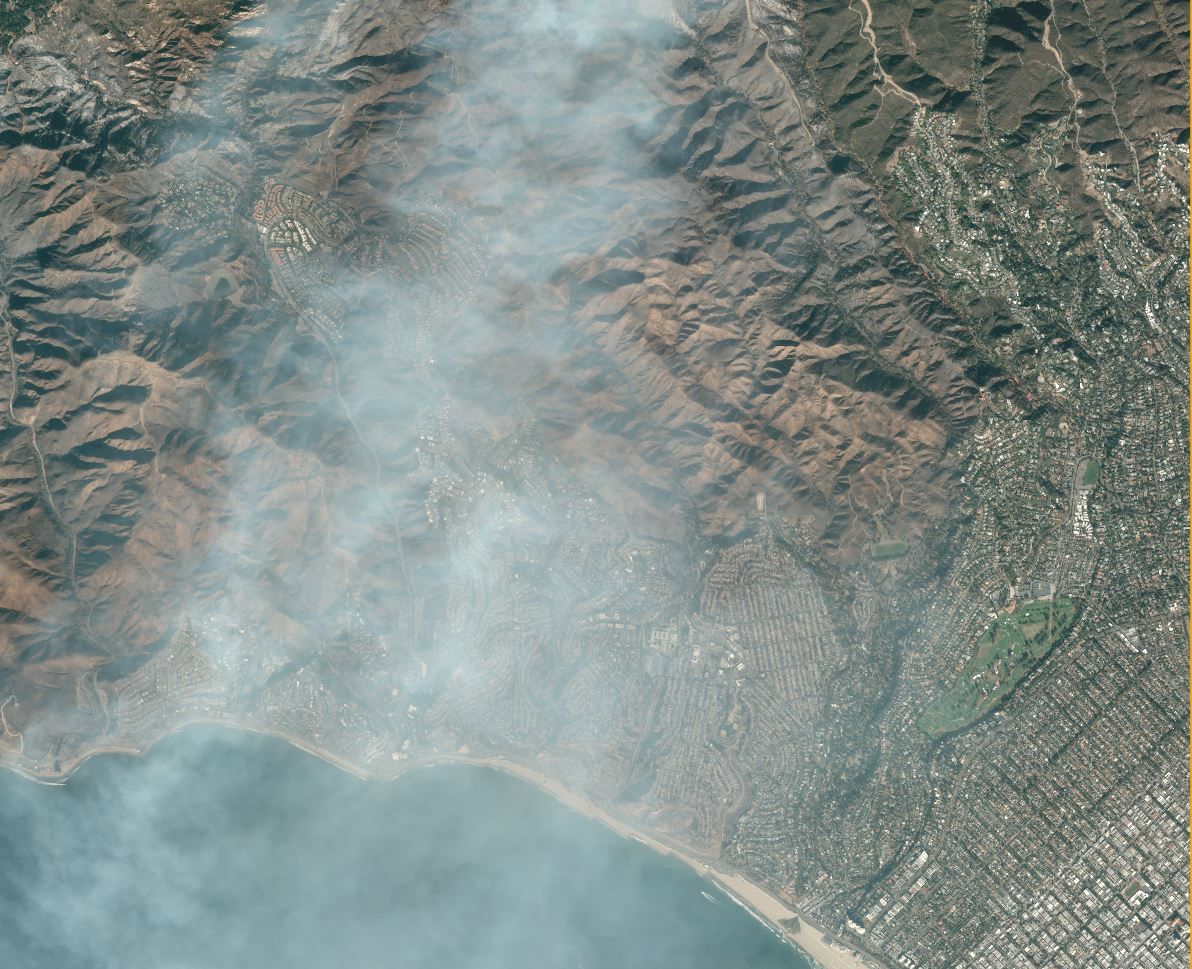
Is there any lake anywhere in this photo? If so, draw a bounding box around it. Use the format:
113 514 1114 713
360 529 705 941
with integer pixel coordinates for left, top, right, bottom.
0 726 814 969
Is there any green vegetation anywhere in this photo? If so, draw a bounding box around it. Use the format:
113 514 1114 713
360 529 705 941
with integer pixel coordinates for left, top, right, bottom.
0 0 52 47
1080 459 1101 487
919 597 1077 737
873 540 909 561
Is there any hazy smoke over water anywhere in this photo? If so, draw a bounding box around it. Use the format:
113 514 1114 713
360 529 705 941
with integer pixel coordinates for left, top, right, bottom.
0 727 811 969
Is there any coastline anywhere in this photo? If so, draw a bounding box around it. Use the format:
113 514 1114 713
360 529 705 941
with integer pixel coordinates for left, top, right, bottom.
427 753 878 969
0 720 878 969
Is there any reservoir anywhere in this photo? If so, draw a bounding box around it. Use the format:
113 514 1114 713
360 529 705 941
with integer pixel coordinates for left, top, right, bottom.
0 727 814 969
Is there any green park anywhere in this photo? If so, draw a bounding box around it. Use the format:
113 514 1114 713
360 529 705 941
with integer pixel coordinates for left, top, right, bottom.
919 596 1078 736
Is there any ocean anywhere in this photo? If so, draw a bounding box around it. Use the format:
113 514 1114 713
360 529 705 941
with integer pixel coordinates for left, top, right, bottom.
0 726 814 969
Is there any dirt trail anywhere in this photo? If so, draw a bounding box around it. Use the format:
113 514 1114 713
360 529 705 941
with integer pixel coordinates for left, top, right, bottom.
850 0 927 111
2 315 79 593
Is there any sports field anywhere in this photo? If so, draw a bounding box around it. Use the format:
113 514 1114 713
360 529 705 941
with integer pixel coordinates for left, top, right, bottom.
873 540 909 561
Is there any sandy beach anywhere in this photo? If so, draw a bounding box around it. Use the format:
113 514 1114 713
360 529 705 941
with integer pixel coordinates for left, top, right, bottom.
432 753 878 969
1 723 879 969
